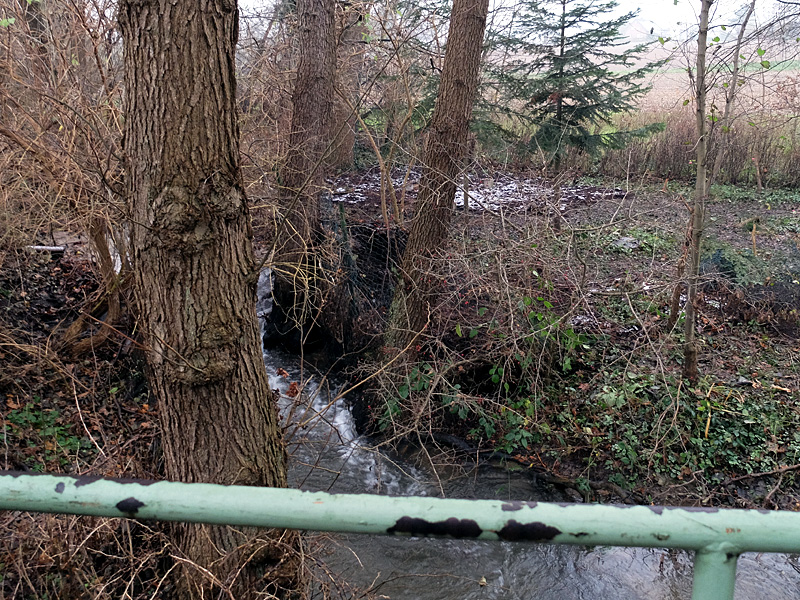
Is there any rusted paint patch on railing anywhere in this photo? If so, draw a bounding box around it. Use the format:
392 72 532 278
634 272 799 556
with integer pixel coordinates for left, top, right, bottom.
116 497 146 516
387 515 563 543
387 516 482 538
497 520 561 542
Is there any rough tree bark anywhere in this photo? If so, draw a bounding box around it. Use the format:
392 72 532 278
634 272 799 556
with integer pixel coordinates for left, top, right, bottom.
119 0 304 597
271 0 336 346
328 2 365 171
388 0 490 350
684 0 713 381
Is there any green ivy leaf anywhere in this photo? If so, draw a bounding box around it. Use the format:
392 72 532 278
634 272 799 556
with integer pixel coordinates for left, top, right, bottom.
0 17 15 27
756 47 766 57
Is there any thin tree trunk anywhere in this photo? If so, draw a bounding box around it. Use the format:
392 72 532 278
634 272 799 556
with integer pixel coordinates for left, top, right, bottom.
684 0 713 381
553 0 566 171
388 0 490 351
709 0 755 185
17 0 51 81
119 0 304 597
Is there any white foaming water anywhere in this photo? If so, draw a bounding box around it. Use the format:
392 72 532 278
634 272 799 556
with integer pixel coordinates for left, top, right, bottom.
260 343 429 497
257 267 428 496
255 268 273 319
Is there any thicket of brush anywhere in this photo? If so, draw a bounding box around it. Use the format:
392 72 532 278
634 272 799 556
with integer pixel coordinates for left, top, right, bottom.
2 0 799 595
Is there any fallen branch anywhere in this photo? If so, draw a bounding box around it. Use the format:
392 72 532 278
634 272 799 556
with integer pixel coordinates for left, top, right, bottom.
722 463 800 485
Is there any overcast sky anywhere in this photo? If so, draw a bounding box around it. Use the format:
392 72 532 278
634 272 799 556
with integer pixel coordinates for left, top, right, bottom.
619 0 784 40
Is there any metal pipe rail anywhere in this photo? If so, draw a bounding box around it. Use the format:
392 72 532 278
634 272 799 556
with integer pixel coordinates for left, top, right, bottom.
2 472 799 600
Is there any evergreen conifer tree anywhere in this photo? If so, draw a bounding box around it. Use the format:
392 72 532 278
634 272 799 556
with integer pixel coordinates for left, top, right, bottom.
491 0 663 164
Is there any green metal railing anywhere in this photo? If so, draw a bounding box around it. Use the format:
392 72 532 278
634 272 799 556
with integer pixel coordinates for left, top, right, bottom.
1 471 799 599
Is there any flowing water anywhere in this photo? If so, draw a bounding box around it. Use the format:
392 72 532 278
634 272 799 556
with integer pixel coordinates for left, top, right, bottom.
257 272 800 599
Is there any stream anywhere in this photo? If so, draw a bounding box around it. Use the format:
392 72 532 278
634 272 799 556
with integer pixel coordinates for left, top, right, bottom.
257 272 800 599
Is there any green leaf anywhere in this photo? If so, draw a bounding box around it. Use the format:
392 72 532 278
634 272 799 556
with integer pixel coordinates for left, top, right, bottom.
0 17 14 27
712 36 720 42
477 306 488 317
683 99 690 106
721 25 727 31
469 328 479 339
398 384 409 399
760 60 770 69
756 48 766 57
658 36 666 45
455 323 463 337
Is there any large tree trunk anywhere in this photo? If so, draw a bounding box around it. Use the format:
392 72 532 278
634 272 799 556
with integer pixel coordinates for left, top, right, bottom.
388 0 489 351
328 3 365 172
119 1 304 597
271 0 337 348
684 0 713 381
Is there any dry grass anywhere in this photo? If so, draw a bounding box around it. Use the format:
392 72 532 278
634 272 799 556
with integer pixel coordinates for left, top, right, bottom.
599 105 800 187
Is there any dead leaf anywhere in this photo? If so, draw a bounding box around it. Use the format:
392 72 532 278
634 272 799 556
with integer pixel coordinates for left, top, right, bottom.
286 382 300 398
276 368 290 378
